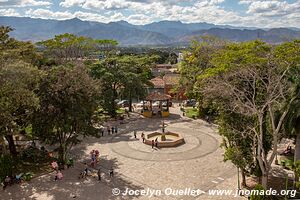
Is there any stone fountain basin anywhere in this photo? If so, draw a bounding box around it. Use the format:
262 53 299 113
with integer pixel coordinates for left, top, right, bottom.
145 131 185 148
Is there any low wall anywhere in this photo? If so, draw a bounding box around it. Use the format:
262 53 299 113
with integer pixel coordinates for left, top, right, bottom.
145 132 185 148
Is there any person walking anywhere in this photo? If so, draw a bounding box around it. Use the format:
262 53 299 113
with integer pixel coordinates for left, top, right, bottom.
134 130 137 139
97 168 101 181
109 168 114 178
115 126 118 134
107 126 110 135
141 132 145 143
155 137 158 148
101 127 104 137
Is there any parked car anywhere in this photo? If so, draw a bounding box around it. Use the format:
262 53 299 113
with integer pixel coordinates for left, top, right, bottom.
117 100 129 107
184 99 197 107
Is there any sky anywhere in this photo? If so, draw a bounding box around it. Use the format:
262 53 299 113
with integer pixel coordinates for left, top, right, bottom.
0 0 299 28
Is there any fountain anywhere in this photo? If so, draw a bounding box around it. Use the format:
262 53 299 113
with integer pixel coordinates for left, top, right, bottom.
144 120 185 148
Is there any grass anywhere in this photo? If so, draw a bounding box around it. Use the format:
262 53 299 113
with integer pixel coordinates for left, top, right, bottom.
116 108 125 115
185 107 199 119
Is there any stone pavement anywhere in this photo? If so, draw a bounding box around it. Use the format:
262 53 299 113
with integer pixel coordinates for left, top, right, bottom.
1 107 245 200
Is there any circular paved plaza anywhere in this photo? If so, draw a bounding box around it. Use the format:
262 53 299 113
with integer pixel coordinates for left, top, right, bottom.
1 108 242 200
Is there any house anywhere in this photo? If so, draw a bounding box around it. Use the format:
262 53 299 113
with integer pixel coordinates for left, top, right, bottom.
148 77 165 94
151 64 177 77
148 74 186 101
163 74 186 101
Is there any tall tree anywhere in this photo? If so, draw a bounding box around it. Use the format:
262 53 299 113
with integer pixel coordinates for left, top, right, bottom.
202 40 300 187
178 36 225 117
0 26 41 156
32 65 99 164
0 62 40 156
91 55 157 115
38 34 118 63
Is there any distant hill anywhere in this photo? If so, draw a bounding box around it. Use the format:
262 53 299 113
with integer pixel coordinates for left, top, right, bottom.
0 16 299 45
180 28 300 44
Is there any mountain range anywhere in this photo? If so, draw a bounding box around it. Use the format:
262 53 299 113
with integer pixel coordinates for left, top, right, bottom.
0 16 300 46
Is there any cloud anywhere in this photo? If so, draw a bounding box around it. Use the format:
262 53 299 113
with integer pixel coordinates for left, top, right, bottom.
24 8 127 23
245 0 300 17
0 8 20 16
0 0 51 7
1 0 299 28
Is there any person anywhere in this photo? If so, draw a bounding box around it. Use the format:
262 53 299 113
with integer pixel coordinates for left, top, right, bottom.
107 126 111 135
15 173 23 184
55 170 63 181
109 168 114 178
111 126 115 134
141 132 145 143
90 150 96 167
97 168 101 181
51 161 58 171
155 137 158 148
134 130 137 139
3 176 11 190
100 127 104 137
95 150 100 162
151 140 154 149
84 163 89 175
115 126 118 134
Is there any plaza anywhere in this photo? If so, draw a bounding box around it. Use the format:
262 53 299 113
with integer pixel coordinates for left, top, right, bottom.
1 106 242 200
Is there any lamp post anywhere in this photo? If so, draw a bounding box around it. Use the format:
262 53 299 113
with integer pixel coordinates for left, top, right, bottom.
237 167 240 191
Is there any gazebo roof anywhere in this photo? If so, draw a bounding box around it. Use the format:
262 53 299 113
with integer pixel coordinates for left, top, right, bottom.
145 92 171 101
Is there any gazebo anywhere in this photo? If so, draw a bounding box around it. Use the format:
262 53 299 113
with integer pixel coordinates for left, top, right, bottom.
142 92 171 118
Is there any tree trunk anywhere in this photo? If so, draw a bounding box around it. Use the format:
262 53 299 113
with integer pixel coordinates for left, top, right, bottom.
294 121 300 162
129 91 132 112
5 135 17 156
261 173 268 188
241 169 247 187
0 135 8 155
58 144 68 167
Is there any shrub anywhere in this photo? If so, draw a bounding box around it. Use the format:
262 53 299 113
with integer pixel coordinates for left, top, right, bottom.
0 154 13 183
250 184 268 200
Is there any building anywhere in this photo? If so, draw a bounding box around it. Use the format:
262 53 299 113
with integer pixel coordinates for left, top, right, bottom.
148 74 186 101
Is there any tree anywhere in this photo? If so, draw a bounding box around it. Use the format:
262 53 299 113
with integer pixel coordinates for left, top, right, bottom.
38 34 118 63
118 55 156 112
32 65 99 164
0 26 41 156
0 26 39 67
91 55 157 115
201 40 300 187
220 111 256 187
178 36 225 117
0 62 40 156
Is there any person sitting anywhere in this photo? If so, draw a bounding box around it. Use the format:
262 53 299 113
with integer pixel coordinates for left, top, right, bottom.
3 176 11 190
55 171 63 181
15 173 23 184
51 161 58 171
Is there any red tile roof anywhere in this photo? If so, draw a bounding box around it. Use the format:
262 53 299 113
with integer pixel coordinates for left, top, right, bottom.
150 77 165 88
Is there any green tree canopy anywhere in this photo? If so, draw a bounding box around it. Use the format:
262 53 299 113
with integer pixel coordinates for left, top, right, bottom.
32 65 99 164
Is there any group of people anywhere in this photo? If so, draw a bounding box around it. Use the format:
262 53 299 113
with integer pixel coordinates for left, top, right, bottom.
151 138 159 149
51 161 63 181
81 162 114 182
90 149 100 167
100 125 118 137
134 131 159 148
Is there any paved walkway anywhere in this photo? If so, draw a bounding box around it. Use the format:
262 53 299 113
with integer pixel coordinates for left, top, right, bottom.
1 107 244 200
